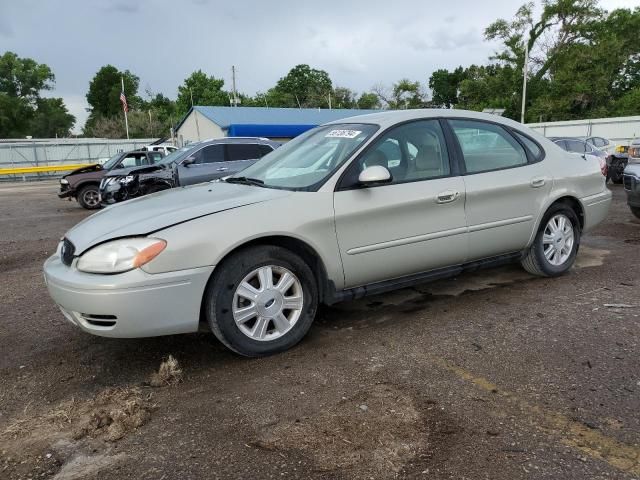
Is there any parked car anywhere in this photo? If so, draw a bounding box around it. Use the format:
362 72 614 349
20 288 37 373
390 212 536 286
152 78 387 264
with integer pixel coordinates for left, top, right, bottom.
623 139 640 219
584 136 614 154
142 144 178 156
623 164 640 219
44 110 611 357
59 150 163 209
99 137 280 205
550 137 608 178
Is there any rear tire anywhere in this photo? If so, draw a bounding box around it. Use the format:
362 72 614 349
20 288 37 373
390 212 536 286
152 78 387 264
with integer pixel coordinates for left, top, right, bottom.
521 204 581 277
204 245 318 357
609 159 625 184
77 184 101 210
631 206 640 220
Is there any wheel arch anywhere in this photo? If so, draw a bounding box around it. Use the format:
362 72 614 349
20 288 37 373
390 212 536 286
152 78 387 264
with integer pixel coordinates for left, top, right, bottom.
199 235 333 325
74 180 100 192
528 195 585 247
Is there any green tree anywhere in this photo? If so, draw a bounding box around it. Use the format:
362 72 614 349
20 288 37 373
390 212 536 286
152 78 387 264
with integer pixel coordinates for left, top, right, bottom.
176 70 229 114
29 98 75 137
0 51 66 138
271 64 333 108
375 79 427 109
429 67 467 108
332 87 356 108
356 92 381 109
86 65 140 117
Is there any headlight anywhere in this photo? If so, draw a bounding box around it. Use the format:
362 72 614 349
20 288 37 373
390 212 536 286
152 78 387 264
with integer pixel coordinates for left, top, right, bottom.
76 237 167 274
119 175 135 184
60 178 69 184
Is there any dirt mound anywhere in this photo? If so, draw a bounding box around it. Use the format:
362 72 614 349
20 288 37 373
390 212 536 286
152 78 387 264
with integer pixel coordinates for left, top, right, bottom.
254 384 425 478
1 386 154 479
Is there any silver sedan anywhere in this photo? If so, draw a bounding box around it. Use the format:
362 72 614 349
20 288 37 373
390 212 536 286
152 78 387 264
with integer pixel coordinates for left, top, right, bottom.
44 110 612 356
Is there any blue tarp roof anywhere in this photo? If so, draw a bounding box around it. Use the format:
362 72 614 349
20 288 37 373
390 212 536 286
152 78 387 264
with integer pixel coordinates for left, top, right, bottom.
176 106 380 138
227 124 319 138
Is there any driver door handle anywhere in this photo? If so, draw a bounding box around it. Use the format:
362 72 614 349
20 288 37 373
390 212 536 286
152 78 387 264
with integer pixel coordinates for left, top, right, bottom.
217 167 228 172
437 190 460 204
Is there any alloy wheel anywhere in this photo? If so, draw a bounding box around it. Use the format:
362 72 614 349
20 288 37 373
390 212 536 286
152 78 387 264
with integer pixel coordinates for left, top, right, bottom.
232 265 304 341
542 214 575 266
83 189 100 207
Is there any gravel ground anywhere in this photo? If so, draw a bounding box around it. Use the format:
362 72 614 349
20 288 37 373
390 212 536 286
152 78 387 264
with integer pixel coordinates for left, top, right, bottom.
0 181 638 480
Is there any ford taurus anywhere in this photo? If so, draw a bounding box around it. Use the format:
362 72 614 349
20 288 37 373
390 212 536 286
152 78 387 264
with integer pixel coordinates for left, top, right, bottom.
44 110 612 356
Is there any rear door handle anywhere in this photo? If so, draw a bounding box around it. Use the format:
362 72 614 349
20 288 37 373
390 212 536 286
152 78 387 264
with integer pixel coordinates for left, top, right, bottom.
530 177 546 188
436 190 460 204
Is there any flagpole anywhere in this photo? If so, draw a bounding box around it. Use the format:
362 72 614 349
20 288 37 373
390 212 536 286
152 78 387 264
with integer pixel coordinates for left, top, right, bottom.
121 76 130 139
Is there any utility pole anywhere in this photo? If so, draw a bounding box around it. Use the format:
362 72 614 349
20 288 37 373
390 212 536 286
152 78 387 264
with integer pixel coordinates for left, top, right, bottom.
520 41 529 124
190 88 201 141
231 65 239 107
148 110 153 138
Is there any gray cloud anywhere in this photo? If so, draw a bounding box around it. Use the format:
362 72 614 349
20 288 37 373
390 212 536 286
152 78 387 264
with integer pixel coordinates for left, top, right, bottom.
0 0 626 132
105 2 139 14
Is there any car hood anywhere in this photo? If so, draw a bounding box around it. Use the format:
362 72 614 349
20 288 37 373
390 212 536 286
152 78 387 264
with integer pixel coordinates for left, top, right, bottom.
104 164 167 177
66 182 291 254
64 163 102 177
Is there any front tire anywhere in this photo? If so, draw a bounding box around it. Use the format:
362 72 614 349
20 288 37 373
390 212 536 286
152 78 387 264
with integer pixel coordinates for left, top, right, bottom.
77 184 101 210
521 204 581 277
204 245 318 357
631 206 640 220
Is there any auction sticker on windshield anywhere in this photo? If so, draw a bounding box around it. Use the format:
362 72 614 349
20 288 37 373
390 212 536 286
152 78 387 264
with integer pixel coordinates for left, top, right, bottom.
325 129 362 138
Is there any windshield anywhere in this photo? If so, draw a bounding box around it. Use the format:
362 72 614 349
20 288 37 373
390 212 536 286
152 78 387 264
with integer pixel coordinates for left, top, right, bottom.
158 145 197 166
102 153 124 170
230 123 378 190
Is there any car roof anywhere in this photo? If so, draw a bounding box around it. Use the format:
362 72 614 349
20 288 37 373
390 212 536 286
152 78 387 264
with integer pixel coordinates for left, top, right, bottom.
325 108 532 132
549 137 585 142
197 137 280 146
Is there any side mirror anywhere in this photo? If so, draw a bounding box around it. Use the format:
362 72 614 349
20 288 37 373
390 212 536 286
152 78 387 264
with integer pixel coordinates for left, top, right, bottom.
182 157 195 167
358 165 392 186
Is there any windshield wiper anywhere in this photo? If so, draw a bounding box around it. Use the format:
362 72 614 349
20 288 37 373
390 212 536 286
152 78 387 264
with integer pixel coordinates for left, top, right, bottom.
225 176 265 187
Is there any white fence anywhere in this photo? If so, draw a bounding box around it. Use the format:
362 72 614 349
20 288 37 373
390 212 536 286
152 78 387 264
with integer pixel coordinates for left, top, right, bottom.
527 116 640 144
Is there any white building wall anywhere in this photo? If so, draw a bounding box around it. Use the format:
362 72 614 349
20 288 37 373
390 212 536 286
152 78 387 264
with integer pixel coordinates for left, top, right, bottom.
176 110 225 145
527 115 640 144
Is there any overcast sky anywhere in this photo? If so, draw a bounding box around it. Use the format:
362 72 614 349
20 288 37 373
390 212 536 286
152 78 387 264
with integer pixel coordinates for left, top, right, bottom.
0 0 635 132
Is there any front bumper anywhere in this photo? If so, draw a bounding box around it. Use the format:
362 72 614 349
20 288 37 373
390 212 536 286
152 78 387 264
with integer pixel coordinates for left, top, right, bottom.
44 255 214 338
623 173 640 207
58 184 73 199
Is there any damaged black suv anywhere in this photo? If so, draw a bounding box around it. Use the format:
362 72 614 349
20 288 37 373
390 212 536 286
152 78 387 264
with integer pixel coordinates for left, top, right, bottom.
99 137 280 205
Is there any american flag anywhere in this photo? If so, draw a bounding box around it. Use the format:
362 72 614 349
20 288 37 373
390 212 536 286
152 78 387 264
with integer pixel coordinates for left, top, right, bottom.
120 90 128 112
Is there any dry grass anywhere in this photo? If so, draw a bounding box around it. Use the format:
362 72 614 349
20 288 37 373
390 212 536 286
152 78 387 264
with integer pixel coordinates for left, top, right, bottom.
149 355 183 387
1 387 153 445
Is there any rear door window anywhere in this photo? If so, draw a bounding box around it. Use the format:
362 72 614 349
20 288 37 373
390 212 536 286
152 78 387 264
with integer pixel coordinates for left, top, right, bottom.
513 131 543 160
227 144 262 161
257 144 275 157
448 120 527 173
565 140 587 153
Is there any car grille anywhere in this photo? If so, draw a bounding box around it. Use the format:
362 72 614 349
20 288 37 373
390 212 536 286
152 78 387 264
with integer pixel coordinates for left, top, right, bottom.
61 238 75 266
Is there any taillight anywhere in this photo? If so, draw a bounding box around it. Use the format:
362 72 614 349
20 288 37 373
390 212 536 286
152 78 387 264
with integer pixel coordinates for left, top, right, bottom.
598 157 607 177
